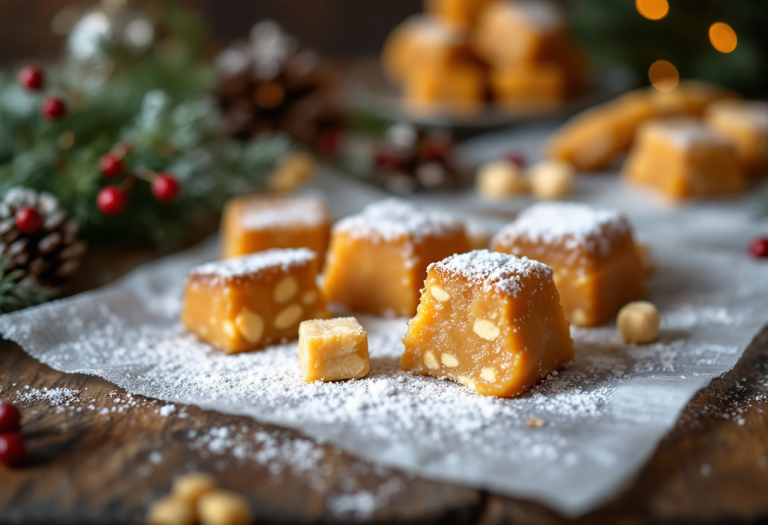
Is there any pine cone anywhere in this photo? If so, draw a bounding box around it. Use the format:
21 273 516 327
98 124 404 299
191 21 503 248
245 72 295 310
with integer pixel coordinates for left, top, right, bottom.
0 188 86 286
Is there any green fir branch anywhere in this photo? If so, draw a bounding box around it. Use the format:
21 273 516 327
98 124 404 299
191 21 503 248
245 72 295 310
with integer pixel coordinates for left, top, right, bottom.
0 256 56 314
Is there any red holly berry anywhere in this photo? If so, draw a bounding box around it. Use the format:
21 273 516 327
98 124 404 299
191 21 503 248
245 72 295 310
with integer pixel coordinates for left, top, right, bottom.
99 154 124 178
15 207 43 234
749 236 768 258
97 186 127 216
0 433 27 468
0 403 21 434
505 152 526 168
18 65 44 91
41 97 66 120
151 173 180 202
374 151 404 171
317 128 342 156
419 140 447 161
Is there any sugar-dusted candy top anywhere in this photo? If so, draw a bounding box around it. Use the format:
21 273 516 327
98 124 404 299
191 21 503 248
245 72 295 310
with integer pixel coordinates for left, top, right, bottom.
709 100 768 131
238 195 329 231
642 118 730 149
402 14 465 44
334 198 465 243
431 249 552 298
492 202 632 257
501 0 563 34
189 248 316 285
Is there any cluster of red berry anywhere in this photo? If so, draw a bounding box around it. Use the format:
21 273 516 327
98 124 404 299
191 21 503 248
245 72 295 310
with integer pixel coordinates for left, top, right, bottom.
96 144 181 216
750 236 768 259
0 403 26 468
17 65 66 120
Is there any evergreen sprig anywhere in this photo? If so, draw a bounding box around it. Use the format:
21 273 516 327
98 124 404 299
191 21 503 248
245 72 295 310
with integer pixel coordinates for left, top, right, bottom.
0 255 56 314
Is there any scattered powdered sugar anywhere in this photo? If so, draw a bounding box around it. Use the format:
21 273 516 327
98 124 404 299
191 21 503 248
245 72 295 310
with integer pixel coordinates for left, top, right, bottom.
493 202 631 256
15 387 80 407
189 248 316 284
334 198 464 243
431 250 552 297
239 196 329 230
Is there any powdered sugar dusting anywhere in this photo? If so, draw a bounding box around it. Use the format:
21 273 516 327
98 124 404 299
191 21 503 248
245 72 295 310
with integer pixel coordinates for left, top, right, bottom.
190 248 316 284
493 202 631 256
432 250 552 298
503 0 563 33
645 118 731 149
239 196 329 230
334 198 464 243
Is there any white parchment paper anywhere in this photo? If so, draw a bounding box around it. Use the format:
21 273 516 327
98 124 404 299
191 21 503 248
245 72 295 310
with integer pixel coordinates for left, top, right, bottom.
1 126 767 516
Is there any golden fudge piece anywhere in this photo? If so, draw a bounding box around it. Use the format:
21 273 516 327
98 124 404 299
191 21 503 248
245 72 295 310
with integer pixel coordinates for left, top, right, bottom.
492 202 645 327
425 0 500 27
545 89 656 171
624 118 744 200
299 317 370 382
322 199 470 317
382 15 469 84
181 249 329 354
404 60 487 114
490 63 565 107
650 81 739 117
706 100 768 175
400 250 573 397
221 195 331 261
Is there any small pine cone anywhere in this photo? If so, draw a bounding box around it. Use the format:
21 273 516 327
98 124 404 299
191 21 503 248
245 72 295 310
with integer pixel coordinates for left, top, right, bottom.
0 188 86 286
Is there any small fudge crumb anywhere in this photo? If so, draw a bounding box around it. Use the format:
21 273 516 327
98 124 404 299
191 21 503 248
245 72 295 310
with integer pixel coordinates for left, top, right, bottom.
528 160 575 200
173 472 218 503
476 160 529 200
190 249 316 285
147 495 196 525
430 249 552 298
299 317 370 382
526 417 546 428
617 301 660 344
198 490 254 525
333 198 464 243
492 202 631 256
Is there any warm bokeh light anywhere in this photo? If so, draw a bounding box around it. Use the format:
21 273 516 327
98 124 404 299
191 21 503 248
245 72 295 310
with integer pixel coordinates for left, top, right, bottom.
709 22 738 53
648 60 679 92
635 0 669 20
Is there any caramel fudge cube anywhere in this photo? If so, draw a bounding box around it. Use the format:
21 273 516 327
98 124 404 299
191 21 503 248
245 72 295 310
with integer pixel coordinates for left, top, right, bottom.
299 317 370 382
181 249 329 354
491 202 645 327
322 199 470 317
221 195 332 261
706 100 768 174
404 60 487 114
490 63 566 107
401 250 573 398
650 81 739 118
545 89 656 171
623 118 744 199
382 15 469 84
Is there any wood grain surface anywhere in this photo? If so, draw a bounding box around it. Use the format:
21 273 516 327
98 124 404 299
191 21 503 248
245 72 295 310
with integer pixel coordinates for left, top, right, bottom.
1 249 768 524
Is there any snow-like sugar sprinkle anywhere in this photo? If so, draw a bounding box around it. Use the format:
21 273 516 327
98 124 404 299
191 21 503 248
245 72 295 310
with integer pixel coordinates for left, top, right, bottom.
334 198 464 243
15 387 80 406
432 250 552 297
239 196 329 230
493 202 631 255
190 248 316 283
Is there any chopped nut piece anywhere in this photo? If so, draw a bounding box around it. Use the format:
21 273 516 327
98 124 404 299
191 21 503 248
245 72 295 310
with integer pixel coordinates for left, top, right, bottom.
299 317 370 382
273 276 299 304
302 290 319 305
197 490 253 525
473 319 500 341
401 250 573 397
617 301 660 344
235 309 264 344
526 417 546 428
173 472 218 503
148 496 196 525
181 249 329 354
274 304 303 330
441 353 460 368
429 285 451 302
528 160 574 200
476 160 528 200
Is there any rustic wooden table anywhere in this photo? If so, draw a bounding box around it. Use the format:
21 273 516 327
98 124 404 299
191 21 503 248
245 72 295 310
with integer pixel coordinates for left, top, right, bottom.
1 249 768 524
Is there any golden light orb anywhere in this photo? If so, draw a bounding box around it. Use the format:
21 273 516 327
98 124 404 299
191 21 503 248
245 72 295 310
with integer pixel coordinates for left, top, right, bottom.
709 22 737 53
648 60 680 92
636 0 669 20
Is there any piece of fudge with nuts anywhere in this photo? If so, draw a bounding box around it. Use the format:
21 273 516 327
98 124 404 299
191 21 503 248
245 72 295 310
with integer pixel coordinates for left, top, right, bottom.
400 250 573 398
492 202 645 327
181 248 329 354
299 317 370 382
